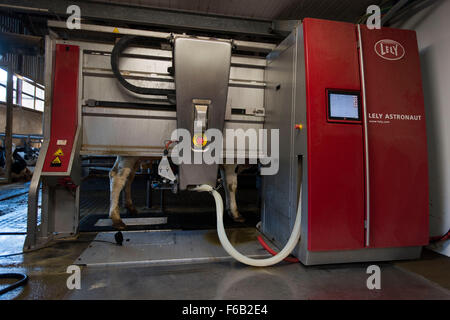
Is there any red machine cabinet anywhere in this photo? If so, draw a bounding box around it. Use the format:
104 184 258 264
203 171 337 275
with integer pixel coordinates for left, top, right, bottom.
43 44 80 174
303 18 428 251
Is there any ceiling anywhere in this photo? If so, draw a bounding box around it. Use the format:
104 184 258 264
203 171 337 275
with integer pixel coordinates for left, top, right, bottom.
89 0 382 22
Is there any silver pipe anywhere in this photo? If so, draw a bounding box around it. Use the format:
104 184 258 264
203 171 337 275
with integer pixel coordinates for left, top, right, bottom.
0 4 49 13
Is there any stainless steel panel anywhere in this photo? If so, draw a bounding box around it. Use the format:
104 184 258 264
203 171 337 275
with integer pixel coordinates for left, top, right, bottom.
83 74 264 112
81 112 176 156
261 26 307 250
81 108 264 157
79 38 266 158
301 246 423 266
84 51 172 74
94 217 167 227
174 37 231 189
81 48 265 116
53 187 80 238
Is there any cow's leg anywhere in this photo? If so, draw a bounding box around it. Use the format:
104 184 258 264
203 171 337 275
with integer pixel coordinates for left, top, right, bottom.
222 164 245 223
220 166 231 213
109 157 137 230
124 161 139 215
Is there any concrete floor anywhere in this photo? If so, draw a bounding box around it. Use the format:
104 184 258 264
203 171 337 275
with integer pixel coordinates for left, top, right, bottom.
1 230 449 300
0 181 449 300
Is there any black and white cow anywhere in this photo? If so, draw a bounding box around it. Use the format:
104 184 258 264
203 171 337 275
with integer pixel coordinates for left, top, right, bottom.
0 144 33 182
108 156 245 230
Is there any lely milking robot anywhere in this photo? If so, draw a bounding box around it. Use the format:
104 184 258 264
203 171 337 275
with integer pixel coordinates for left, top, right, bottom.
26 18 429 265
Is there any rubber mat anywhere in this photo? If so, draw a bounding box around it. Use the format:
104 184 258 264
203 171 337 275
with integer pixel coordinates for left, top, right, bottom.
78 207 260 232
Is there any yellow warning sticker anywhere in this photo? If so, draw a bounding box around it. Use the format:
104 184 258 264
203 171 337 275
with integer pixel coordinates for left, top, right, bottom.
53 148 64 156
51 156 62 166
113 27 120 33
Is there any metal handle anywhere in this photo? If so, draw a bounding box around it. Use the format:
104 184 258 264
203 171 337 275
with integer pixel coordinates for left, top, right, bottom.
357 24 371 247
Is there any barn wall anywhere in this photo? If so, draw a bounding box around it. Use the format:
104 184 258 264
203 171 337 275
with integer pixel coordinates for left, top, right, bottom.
0 103 43 145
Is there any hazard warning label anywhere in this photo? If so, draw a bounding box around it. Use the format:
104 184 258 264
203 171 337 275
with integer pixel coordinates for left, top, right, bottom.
51 156 62 167
53 148 64 156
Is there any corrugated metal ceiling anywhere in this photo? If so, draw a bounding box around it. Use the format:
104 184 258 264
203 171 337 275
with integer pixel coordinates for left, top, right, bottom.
90 0 382 22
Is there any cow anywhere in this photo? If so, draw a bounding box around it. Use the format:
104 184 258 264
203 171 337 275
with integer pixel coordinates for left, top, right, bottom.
0 144 33 182
108 156 246 230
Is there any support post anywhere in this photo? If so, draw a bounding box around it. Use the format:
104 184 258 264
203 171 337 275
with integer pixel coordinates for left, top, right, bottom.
2 63 14 184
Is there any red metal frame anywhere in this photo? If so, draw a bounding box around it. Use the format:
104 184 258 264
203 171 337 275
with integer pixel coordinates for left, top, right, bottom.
43 44 80 173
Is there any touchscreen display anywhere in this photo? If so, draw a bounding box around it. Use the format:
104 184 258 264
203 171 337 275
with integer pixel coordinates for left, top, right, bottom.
328 92 360 120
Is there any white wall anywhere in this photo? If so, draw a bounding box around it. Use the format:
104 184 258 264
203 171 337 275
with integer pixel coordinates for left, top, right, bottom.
398 0 450 256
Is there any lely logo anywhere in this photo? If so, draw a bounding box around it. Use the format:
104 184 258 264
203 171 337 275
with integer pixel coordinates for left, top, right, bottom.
374 39 405 61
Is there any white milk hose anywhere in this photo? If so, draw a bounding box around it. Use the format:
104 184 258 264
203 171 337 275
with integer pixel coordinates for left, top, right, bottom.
192 184 302 267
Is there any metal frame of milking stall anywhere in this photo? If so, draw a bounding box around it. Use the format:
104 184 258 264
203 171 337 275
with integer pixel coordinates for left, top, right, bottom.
25 20 276 250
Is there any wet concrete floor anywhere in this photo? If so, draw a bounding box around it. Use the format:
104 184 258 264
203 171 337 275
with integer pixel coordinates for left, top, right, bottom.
0 181 449 300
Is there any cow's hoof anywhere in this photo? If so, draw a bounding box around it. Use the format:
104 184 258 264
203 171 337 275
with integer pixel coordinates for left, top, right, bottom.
227 210 245 223
112 219 126 230
233 215 246 223
126 207 138 216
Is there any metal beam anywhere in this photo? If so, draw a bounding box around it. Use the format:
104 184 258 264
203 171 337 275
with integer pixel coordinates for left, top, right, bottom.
0 0 278 38
381 0 410 26
0 32 43 55
271 20 301 33
387 0 439 26
47 20 277 53
0 63 14 184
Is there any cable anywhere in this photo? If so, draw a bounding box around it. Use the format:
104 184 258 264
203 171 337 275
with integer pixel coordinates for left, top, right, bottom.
0 245 51 258
429 229 450 243
165 140 178 150
192 184 302 267
110 35 175 96
0 232 27 235
257 235 299 263
0 191 28 202
0 273 28 295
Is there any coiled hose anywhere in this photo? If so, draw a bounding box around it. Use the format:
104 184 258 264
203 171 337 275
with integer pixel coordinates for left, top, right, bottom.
192 184 302 267
110 35 175 97
0 273 28 295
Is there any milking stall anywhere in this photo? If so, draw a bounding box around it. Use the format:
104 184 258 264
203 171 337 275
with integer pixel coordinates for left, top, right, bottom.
0 0 449 305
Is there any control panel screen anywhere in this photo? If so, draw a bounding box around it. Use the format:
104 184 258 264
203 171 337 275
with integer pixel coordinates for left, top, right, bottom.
328 91 360 121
